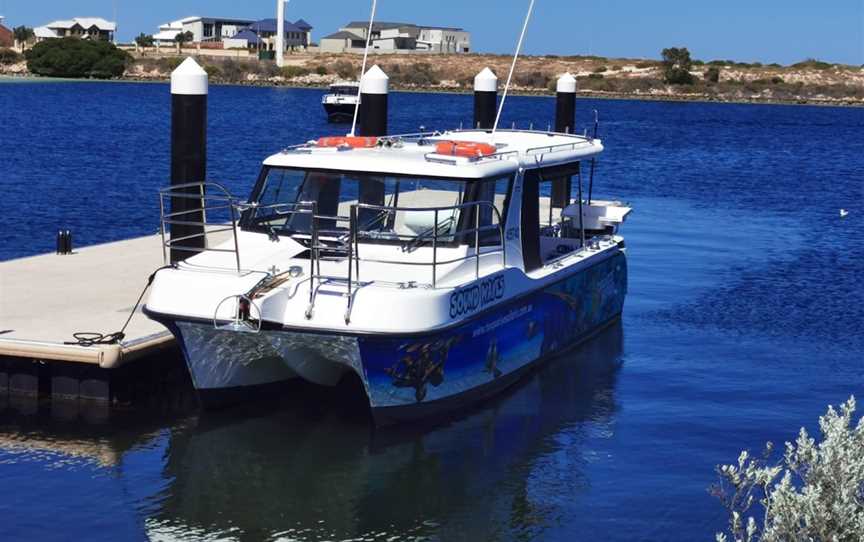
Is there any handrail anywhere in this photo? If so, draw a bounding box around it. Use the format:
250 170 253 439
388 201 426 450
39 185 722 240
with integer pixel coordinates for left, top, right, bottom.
158 181 243 273
350 200 506 289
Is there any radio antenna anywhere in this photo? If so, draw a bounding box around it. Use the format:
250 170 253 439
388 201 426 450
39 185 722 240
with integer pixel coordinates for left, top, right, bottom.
349 0 379 137
492 0 536 137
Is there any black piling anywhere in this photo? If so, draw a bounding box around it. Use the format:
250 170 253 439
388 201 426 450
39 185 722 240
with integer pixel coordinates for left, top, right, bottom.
473 67 498 130
170 58 208 264
555 72 577 135
357 65 389 137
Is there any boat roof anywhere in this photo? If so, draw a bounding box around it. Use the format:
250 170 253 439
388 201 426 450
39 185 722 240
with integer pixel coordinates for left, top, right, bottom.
262 129 603 180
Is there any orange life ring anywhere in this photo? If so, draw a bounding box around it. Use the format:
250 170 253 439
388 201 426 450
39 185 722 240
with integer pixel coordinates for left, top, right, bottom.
435 140 497 158
316 136 379 148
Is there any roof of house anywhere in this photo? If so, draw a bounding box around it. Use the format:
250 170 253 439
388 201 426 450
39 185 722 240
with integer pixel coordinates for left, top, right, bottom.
321 30 364 41
229 29 262 44
346 21 414 31
344 21 464 32
248 18 303 33
294 19 313 30
41 17 117 32
153 29 181 41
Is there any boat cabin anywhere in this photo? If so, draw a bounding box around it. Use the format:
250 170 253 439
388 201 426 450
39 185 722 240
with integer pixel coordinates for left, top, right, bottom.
157 129 630 328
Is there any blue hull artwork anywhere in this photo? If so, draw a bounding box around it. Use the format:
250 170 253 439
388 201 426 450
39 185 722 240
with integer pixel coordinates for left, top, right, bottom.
359 252 628 419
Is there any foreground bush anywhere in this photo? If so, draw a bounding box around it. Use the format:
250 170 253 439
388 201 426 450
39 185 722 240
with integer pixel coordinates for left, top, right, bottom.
0 48 23 65
25 38 131 78
713 396 864 541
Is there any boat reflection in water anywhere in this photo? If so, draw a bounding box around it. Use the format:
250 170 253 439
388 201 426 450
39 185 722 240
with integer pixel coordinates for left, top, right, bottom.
147 322 624 541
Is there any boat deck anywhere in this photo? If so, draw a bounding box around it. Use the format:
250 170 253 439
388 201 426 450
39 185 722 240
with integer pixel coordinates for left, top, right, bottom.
0 235 172 368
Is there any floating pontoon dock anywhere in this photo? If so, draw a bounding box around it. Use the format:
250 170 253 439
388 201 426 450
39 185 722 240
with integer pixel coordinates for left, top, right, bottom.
0 235 177 399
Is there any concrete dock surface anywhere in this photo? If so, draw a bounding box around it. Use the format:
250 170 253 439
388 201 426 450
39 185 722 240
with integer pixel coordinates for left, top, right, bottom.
0 234 173 368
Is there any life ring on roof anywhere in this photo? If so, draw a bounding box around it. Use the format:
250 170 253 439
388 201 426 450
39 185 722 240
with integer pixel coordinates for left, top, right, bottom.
435 140 497 158
316 136 379 148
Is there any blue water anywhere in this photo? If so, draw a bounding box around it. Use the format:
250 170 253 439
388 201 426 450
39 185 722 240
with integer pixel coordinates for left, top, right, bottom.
1 81 863 541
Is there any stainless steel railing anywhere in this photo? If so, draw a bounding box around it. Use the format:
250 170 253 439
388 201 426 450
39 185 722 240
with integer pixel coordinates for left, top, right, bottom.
161 185 508 324
159 182 243 272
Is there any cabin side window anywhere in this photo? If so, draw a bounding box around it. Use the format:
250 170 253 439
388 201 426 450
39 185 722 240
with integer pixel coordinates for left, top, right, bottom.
521 163 583 272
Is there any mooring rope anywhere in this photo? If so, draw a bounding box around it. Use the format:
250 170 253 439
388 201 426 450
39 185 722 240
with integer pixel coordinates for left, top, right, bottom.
65 266 171 347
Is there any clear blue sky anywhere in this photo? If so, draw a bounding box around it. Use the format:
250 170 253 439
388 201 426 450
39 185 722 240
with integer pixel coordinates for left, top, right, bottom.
1 0 862 65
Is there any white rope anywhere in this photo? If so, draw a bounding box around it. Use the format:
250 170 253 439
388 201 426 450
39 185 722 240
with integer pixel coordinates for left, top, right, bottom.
349 0 378 137
493 0 536 136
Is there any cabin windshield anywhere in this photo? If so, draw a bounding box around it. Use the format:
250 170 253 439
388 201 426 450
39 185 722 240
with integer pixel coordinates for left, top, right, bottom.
242 167 511 246
331 86 357 95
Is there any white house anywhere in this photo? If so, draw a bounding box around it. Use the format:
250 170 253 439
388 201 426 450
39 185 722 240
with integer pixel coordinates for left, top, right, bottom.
153 16 254 44
33 17 117 42
320 21 470 54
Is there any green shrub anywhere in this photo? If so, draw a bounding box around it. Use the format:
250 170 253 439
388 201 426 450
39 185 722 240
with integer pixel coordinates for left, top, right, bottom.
587 73 604 79
662 47 695 84
157 56 183 72
313 64 328 75
204 65 221 78
280 65 310 79
0 48 23 65
704 67 721 83
396 62 440 86
593 65 608 73
25 38 131 78
220 59 245 82
770 76 784 85
332 60 356 79
791 58 833 70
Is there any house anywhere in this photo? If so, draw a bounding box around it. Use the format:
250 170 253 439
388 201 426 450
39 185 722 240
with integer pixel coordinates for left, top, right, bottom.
155 16 313 52
33 17 116 42
153 16 254 45
0 16 13 48
240 18 312 50
320 21 470 54
319 31 367 53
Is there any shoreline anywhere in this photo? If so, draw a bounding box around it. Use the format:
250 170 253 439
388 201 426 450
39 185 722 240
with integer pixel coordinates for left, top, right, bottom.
3 72 862 109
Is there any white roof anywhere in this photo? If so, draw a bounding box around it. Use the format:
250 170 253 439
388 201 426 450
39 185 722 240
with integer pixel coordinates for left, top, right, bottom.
159 17 201 31
153 30 181 41
34 26 58 38
263 130 603 179
42 17 116 31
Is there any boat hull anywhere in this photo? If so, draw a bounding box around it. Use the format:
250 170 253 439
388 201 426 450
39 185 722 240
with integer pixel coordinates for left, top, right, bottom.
323 102 357 123
149 251 628 422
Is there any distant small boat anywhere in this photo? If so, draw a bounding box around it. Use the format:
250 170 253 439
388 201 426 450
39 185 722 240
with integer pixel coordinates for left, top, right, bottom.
840 209 849 218
322 82 360 123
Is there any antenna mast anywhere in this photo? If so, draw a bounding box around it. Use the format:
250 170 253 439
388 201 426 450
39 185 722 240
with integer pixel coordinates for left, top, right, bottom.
349 0 379 137
492 0 536 135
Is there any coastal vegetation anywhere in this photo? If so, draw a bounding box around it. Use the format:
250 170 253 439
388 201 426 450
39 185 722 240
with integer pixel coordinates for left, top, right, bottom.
0 48 22 65
712 396 864 541
2 41 861 105
12 26 34 50
25 38 131 78
661 47 695 84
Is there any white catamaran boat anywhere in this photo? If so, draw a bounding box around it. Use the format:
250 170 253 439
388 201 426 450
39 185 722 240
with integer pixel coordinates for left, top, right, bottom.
144 129 632 424
321 82 361 123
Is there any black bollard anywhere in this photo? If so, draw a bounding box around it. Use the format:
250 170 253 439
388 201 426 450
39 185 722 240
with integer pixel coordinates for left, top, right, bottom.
170 58 208 264
555 72 577 134
56 230 64 255
357 65 389 138
473 67 498 130
65 230 72 254
552 73 578 209
356 65 389 227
